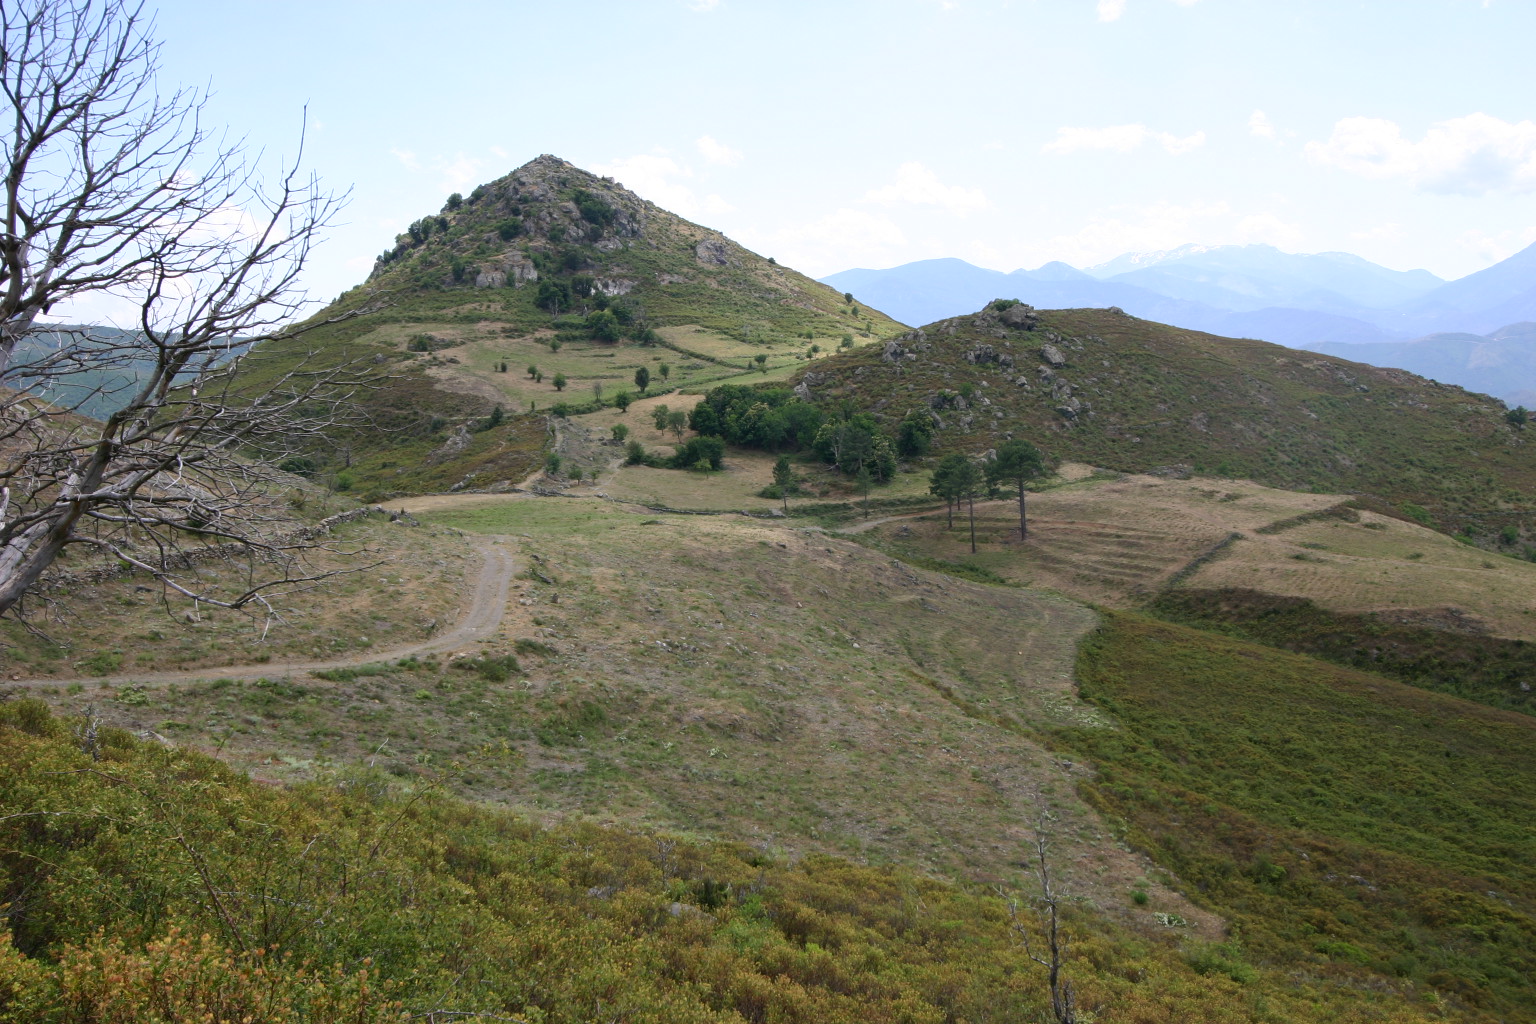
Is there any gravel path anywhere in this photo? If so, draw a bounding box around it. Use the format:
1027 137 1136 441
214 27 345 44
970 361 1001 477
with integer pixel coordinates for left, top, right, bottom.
6 535 517 689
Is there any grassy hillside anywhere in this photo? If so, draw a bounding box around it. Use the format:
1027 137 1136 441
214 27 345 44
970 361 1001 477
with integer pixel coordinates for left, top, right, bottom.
794 302 1536 534
0 701 1453 1023
238 155 904 498
1057 612 1536 1017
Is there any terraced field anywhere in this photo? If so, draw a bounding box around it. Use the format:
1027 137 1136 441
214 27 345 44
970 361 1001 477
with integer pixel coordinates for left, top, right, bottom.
864 471 1536 638
1190 508 1536 638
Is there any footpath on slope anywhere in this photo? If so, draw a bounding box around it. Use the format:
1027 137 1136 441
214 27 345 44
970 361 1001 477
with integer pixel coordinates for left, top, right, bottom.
7 535 517 690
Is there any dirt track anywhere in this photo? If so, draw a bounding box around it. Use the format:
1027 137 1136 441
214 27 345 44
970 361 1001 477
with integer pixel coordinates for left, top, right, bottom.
6 534 518 689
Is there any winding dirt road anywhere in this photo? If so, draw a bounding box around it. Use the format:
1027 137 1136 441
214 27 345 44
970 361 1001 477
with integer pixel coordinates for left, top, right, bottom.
7 534 518 690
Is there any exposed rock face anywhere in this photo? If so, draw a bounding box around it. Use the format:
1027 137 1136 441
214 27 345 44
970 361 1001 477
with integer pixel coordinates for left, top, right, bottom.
793 371 827 402
427 424 473 465
474 269 507 289
1041 344 1067 367
695 238 732 266
963 344 1014 367
595 278 636 296
1000 303 1039 329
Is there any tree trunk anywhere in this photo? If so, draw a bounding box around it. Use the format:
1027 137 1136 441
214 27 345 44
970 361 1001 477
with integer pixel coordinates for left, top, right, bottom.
968 494 977 553
946 499 954 530
1018 480 1028 539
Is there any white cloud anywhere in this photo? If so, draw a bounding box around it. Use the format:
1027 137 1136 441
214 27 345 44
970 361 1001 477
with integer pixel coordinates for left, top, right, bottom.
387 148 491 195
1043 124 1206 156
696 135 743 166
1349 222 1407 244
1248 110 1276 139
1098 0 1203 20
1457 224 1536 267
437 154 486 194
1160 130 1207 155
1305 113 1536 195
760 209 908 277
1234 212 1303 247
590 153 734 219
1007 199 1301 270
864 162 989 214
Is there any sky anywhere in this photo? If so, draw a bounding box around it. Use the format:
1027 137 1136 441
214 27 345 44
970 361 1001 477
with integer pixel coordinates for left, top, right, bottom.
141 0 1536 306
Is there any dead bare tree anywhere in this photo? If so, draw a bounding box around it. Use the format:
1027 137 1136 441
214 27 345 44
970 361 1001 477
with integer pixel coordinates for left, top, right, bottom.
0 0 376 621
1001 812 1078 1024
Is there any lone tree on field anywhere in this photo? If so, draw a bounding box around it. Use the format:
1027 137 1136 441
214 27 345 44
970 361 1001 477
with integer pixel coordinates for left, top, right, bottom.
634 365 650 395
987 439 1046 539
0 0 370 620
772 455 793 514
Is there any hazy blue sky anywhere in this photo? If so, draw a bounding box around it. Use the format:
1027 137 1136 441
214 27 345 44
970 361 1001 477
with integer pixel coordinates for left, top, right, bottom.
146 0 1536 301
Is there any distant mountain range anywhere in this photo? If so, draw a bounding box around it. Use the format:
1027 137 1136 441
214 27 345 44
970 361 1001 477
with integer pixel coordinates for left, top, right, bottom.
1307 322 1536 410
823 242 1536 404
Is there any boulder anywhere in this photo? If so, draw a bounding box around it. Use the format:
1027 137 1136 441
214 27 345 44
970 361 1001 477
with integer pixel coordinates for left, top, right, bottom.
1000 303 1039 329
695 237 732 266
1041 344 1067 367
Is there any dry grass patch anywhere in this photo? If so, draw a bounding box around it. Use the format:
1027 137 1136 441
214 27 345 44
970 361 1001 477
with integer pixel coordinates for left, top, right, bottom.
866 473 1344 606
1190 510 1536 639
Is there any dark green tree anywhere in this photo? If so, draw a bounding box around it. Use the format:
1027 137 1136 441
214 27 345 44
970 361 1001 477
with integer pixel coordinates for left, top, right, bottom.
930 453 966 529
587 308 620 342
667 409 688 440
987 439 1046 539
652 404 671 432
552 373 567 391
671 435 725 471
856 465 874 519
773 455 794 514
957 458 984 552
536 279 571 313
634 365 651 395
614 390 633 412
896 410 934 458
611 423 630 442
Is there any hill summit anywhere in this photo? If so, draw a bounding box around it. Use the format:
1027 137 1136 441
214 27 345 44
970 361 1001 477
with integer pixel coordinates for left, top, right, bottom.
246 155 903 497
357 154 900 339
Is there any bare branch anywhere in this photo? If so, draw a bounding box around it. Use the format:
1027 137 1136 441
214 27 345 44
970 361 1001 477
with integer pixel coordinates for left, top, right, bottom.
0 1 383 619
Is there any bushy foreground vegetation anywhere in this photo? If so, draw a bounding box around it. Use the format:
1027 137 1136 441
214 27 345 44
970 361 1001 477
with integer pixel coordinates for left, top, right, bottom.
1056 613 1536 1019
0 702 1452 1023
